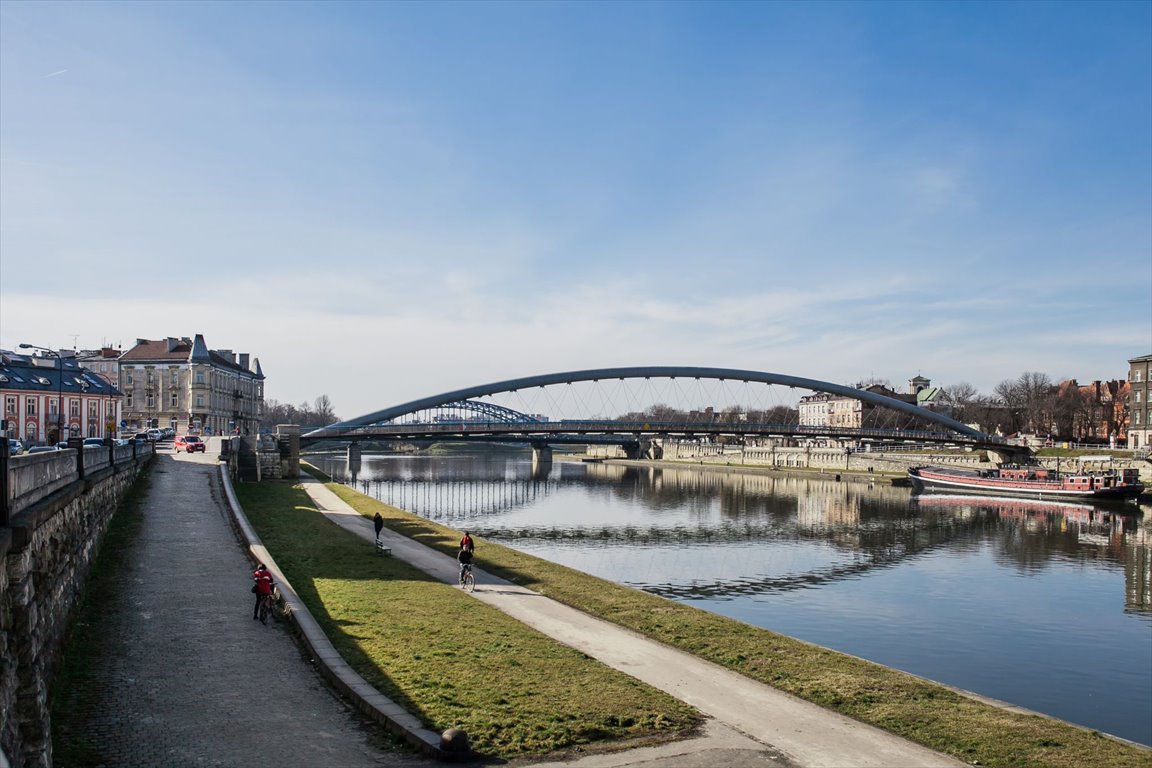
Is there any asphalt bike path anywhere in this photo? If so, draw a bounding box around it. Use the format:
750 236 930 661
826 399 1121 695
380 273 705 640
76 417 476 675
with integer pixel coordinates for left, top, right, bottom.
302 475 966 768
51 449 421 768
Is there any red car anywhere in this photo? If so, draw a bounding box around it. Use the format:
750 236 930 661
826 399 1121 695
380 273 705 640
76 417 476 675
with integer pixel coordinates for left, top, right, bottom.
174 434 206 453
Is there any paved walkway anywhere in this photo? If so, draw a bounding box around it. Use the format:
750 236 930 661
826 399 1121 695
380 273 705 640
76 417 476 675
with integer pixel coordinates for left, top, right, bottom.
301 476 967 768
51 448 424 768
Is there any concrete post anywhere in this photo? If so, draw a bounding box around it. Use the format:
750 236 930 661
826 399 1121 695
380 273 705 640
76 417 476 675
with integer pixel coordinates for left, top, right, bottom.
347 443 362 480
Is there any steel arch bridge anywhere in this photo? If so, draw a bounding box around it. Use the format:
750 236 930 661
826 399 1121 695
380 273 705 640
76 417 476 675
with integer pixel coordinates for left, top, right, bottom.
301 366 1005 452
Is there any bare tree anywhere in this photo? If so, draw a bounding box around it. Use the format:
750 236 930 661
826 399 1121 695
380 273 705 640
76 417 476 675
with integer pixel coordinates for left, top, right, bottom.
940 382 980 424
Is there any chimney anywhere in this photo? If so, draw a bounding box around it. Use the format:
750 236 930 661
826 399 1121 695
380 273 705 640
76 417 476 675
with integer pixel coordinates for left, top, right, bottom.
166 337 179 352
239 353 250 370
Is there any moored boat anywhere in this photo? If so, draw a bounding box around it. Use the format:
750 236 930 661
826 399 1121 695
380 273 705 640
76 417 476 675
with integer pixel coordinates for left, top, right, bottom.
908 464 1144 500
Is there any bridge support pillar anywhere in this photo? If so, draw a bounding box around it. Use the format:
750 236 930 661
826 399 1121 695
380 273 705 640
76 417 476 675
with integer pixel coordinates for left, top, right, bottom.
347 442 362 479
531 444 553 479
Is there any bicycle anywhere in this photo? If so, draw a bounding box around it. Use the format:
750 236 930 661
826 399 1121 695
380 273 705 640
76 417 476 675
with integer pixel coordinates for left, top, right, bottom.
459 563 475 593
257 592 275 624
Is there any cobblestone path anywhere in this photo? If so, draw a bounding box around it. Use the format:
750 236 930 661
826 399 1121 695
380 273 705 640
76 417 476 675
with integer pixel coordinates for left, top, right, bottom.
51 449 427 768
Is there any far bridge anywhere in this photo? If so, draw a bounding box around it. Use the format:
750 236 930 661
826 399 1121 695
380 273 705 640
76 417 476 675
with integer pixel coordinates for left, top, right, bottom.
302 366 1019 463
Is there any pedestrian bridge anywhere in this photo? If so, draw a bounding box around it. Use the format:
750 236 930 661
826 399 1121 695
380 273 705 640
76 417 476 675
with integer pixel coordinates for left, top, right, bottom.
301 367 1010 456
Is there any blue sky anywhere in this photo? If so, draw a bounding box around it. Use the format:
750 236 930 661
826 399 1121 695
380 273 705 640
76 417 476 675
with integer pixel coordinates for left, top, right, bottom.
1 0 1149 419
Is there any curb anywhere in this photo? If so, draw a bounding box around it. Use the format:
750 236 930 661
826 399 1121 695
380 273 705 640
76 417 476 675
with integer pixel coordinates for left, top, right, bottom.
218 464 446 759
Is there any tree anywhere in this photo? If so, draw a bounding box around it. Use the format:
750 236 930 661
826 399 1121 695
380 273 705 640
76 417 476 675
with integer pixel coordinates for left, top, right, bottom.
939 382 980 424
260 395 340 431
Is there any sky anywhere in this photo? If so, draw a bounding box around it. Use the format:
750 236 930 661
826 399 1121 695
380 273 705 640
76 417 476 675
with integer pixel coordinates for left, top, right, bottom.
1 0 1150 421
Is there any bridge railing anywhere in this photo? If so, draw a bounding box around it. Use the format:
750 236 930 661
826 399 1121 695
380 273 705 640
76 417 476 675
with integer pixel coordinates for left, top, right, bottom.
307 419 1004 446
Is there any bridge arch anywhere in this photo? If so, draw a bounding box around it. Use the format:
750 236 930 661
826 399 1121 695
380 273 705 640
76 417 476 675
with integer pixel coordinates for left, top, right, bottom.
304 366 989 442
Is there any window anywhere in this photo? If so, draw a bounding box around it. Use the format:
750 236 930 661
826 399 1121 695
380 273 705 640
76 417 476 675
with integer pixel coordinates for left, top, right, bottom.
49 400 59 416
1137 392 1143 404
126 372 134 385
171 369 179 384
70 398 80 417
1135 370 1143 383
146 394 155 408
1135 412 1143 425
89 401 99 419
5 396 14 415
25 398 37 416
195 371 205 384
126 394 134 408
170 392 179 407
195 394 205 408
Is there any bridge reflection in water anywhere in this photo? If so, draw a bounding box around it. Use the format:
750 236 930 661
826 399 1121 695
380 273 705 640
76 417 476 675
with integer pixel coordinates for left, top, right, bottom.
314 454 1149 611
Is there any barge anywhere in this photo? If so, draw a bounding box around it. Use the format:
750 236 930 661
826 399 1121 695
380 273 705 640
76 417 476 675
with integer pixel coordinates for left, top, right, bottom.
907 464 1144 501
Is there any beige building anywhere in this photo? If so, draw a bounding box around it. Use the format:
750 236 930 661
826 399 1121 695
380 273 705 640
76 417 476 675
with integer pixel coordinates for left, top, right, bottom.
1129 354 1152 450
118 335 264 436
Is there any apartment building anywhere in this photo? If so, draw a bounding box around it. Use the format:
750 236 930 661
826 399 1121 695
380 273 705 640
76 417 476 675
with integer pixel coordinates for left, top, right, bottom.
1129 354 1152 450
118 334 264 436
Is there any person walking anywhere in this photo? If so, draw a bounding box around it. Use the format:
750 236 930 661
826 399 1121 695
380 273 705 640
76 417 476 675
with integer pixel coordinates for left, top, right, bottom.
373 512 384 541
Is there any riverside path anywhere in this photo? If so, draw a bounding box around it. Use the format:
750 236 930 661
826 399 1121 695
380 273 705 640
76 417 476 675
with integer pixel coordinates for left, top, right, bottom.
302 477 967 768
50 446 423 767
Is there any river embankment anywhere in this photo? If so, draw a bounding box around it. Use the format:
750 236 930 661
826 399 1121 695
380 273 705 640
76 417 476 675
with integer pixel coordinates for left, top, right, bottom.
290 464 1152 767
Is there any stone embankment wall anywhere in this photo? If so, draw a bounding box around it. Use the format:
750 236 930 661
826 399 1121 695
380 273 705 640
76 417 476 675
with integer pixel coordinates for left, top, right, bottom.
0 444 153 768
586 440 1150 480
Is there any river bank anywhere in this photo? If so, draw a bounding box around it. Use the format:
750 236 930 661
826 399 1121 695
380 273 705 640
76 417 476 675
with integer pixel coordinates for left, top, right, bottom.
292 462 1151 767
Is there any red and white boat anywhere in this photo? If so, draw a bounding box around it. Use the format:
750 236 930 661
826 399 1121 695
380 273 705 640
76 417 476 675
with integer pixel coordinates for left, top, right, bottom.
907 464 1144 501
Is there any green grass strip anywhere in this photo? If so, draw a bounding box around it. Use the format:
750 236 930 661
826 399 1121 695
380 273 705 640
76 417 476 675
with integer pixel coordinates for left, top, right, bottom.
311 468 1151 768
233 480 699 758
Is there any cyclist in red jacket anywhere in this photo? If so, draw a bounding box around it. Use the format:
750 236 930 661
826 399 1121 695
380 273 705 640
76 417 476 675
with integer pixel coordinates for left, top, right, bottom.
252 563 274 620
460 531 475 554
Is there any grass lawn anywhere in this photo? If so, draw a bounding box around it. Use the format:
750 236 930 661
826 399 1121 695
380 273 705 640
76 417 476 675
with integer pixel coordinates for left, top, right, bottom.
233 480 699 759
307 467 1152 768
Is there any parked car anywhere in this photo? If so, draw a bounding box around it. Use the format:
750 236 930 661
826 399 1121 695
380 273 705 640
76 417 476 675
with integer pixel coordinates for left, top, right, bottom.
174 434 206 453
83 437 107 448
146 428 162 442
133 433 152 443
27 445 61 454
8 439 24 455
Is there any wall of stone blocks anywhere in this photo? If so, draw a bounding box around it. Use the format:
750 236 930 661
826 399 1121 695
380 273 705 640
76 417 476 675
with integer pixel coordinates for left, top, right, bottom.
1 460 146 768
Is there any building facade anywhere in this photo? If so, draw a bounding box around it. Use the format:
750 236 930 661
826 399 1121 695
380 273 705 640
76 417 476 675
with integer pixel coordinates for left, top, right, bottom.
118 335 264 436
1129 354 1152 450
0 351 122 444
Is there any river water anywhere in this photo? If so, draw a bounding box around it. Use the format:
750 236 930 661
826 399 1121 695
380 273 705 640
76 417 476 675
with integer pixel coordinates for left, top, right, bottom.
310 452 1152 747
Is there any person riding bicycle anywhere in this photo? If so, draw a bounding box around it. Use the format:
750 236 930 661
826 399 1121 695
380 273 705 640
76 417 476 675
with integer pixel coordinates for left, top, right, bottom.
460 531 475 554
252 563 274 620
457 545 474 585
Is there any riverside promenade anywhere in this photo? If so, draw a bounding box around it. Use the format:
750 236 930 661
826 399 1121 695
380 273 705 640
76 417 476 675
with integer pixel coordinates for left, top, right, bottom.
49 447 422 768
51 446 964 768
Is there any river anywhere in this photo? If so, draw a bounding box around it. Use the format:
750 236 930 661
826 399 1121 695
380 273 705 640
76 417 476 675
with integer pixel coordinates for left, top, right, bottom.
308 452 1152 747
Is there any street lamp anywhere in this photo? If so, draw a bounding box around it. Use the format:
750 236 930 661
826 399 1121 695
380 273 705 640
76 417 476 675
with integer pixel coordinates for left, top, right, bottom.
19 343 63 445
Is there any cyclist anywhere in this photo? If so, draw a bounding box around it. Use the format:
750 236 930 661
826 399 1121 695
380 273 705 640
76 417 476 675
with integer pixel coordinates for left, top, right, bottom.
460 531 475 554
457 545 474 586
252 563 274 620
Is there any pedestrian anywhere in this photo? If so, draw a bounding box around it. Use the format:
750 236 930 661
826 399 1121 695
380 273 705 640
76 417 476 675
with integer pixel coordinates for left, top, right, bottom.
460 530 475 554
252 563 274 620
373 512 384 541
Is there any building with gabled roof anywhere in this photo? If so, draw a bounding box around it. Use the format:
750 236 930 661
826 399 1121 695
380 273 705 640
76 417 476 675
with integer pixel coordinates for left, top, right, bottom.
119 334 264 436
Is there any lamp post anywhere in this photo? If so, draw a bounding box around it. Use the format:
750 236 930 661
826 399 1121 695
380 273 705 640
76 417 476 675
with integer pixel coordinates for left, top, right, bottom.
19 343 63 445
